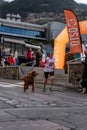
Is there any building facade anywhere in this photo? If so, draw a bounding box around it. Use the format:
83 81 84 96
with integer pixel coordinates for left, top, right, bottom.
0 14 47 57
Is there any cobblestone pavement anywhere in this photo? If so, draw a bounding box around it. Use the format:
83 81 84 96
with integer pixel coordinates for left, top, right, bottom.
0 78 87 130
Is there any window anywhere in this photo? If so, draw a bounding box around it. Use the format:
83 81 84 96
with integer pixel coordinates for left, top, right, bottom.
0 25 46 39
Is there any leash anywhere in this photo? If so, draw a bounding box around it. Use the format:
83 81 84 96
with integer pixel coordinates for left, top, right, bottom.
19 60 35 75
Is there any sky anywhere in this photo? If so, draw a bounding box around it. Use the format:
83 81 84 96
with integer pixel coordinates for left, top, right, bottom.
4 0 87 5
74 0 87 4
4 0 14 2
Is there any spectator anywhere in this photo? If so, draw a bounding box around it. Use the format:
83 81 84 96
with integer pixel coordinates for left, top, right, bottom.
7 54 16 66
80 50 87 94
0 45 2 65
14 50 18 59
15 58 19 66
14 50 19 66
26 48 33 66
35 49 42 67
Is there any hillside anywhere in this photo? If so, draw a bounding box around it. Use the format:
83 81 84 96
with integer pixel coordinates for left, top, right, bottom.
0 0 87 24
0 0 79 14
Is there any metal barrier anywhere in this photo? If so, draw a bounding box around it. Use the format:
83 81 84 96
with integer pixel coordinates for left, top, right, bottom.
67 57 83 88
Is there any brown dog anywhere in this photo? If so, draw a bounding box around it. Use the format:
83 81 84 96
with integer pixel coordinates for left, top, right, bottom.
22 70 38 92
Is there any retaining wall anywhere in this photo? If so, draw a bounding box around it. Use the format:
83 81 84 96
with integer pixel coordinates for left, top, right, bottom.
0 63 83 87
67 62 83 85
0 66 19 80
0 66 67 86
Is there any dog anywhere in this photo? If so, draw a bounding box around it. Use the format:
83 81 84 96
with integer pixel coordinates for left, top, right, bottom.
22 70 38 92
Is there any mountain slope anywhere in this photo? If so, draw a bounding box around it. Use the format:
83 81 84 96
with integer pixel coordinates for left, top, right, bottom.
8 0 78 13
0 0 82 15
0 0 87 23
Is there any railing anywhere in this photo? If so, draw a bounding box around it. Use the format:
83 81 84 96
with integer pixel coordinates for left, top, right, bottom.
66 56 83 87
67 56 85 64
66 56 85 74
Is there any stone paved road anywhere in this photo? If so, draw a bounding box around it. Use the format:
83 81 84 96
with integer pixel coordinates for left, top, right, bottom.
0 78 87 130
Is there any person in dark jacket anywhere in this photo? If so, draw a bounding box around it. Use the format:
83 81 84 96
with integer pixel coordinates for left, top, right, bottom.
35 49 42 67
81 50 87 94
0 45 3 65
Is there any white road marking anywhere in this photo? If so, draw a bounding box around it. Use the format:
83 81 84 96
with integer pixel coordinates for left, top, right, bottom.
0 81 23 88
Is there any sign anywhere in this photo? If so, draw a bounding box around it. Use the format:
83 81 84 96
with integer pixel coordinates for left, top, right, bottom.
64 9 82 54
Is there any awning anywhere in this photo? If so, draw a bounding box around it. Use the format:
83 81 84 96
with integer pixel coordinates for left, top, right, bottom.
4 38 41 49
25 43 41 49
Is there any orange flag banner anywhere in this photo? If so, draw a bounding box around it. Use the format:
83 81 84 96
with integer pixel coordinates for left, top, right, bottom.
64 10 82 54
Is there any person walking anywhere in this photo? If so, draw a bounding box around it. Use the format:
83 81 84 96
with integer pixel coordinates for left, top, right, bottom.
80 50 87 94
43 53 55 92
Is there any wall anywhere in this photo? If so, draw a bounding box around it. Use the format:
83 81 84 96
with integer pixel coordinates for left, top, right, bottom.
0 66 19 80
0 66 68 86
67 62 83 85
0 64 83 87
